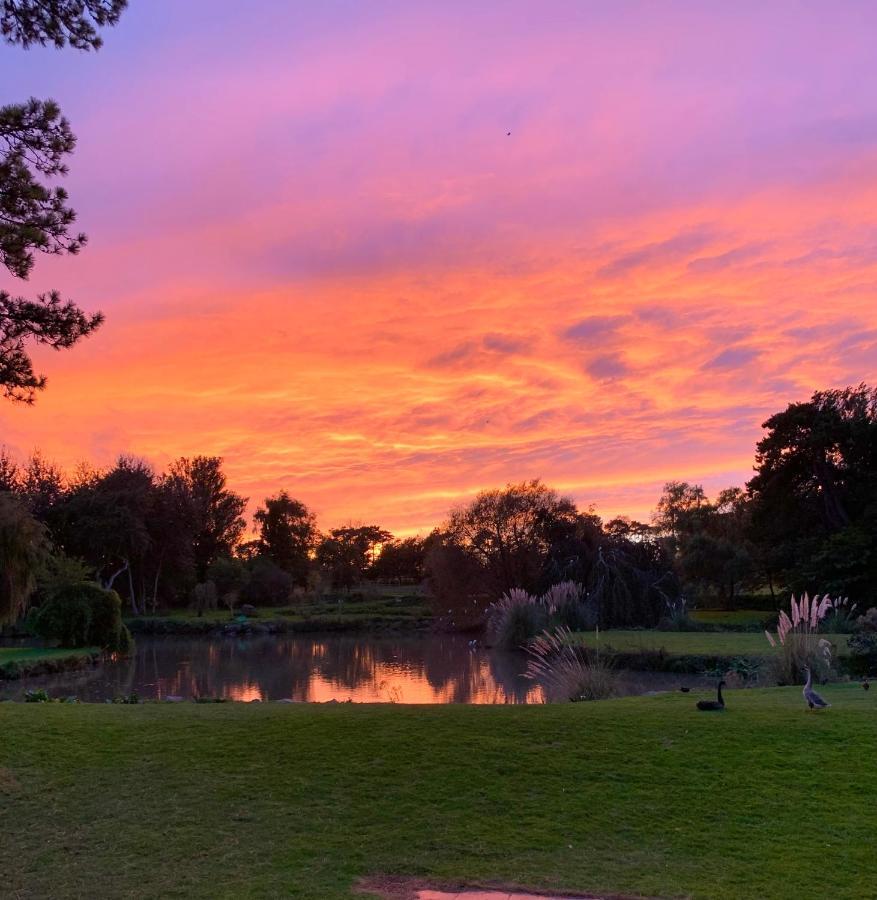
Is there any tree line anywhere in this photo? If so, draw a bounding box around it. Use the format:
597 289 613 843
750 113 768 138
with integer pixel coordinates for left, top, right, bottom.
424 383 877 627
1 382 875 627
0 452 428 621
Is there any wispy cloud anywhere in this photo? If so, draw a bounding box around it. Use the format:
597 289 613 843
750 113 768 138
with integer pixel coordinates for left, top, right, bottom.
1 1 875 532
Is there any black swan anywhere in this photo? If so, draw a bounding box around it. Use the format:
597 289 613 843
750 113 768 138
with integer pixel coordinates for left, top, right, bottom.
697 680 726 711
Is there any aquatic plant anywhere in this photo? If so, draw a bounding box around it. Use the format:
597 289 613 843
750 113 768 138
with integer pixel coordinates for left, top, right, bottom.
525 625 617 702
486 588 547 649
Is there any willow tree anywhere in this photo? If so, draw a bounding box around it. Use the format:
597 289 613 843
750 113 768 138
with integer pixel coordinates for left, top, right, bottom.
0 490 47 622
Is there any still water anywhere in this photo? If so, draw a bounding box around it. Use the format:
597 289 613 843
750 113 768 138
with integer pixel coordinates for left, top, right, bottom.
0 634 713 703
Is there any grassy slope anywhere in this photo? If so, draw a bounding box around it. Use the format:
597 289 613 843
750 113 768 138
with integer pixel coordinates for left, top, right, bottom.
0 647 98 665
127 595 430 627
2 687 875 899
689 609 771 627
574 629 852 657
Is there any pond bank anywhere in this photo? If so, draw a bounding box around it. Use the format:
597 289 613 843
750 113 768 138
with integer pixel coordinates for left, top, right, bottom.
126 613 432 636
125 596 433 637
0 647 101 681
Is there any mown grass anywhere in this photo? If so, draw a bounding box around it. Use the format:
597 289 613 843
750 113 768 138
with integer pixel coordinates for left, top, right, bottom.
0 646 102 681
573 629 852 658
126 594 431 631
690 609 773 627
0 647 98 664
1 687 875 899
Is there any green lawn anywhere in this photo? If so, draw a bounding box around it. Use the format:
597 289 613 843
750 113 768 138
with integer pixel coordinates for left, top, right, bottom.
0 647 97 664
126 593 430 629
574 629 852 657
690 608 773 627
0 646 101 680
1 688 875 899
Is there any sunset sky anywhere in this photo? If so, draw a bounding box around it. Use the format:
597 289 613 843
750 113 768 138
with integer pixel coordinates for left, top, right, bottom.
1 1 876 535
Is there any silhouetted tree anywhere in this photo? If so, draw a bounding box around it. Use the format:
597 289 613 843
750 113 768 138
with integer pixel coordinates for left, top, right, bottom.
162 456 247 583
1 1 127 400
652 481 708 549
651 482 755 606
368 535 427 583
0 445 19 491
56 456 154 612
444 480 579 596
18 450 65 523
747 384 877 601
316 525 391 591
253 492 316 586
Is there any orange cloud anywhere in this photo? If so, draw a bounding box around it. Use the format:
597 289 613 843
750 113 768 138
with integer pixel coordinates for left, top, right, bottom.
2 3 876 534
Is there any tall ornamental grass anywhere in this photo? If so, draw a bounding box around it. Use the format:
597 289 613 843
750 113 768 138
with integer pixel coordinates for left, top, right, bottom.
525 625 617 702
765 593 849 684
486 581 595 649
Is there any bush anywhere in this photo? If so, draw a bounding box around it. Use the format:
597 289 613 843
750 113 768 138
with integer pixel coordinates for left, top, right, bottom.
24 689 50 702
486 589 547 649
240 558 294 607
847 633 877 676
27 583 132 652
856 607 877 633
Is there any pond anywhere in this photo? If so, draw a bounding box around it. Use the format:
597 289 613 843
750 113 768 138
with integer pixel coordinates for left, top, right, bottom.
0 634 715 703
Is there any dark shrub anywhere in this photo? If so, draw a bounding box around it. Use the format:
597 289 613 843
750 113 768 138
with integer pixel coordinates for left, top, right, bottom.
847 633 877 675
28 583 132 652
24 689 50 702
240 557 294 606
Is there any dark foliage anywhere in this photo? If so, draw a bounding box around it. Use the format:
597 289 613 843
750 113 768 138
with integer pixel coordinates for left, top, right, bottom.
162 456 247 583
0 489 48 622
1 3 127 400
747 385 877 603
444 479 579 597
368 535 427 583
427 481 682 630
27 581 131 651
240 557 294 607
317 525 392 591
1 0 126 50
253 492 316 586
0 98 82 277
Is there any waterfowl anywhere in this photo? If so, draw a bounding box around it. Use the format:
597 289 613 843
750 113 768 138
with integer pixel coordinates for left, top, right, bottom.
696 680 726 711
863 679 870 692
679 686 690 693
803 666 830 711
